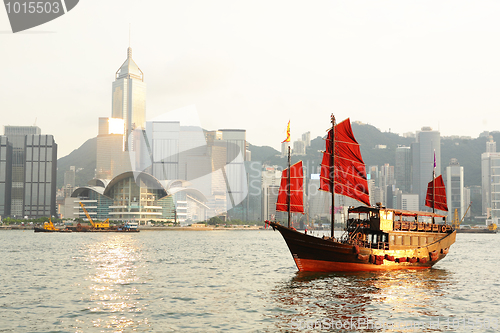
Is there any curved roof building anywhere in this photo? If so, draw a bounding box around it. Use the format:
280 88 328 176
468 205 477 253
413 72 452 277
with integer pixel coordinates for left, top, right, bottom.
69 172 207 225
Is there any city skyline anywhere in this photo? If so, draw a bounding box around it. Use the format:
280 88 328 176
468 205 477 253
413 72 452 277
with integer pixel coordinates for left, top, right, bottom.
2 1 500 158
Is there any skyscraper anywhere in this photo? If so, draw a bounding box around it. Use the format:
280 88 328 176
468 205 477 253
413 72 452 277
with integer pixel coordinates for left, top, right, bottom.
261 166 282 221
411 127 441 210
146 121 180 180
481 138 500 222
3 126 57 218
301 131 311 147
97 47 146 179
395 146 411 193
445 158 464 222
112 47 146 150
0 136 12 217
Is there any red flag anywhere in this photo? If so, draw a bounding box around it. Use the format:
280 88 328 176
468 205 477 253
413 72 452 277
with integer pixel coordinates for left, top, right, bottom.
282 121 290 143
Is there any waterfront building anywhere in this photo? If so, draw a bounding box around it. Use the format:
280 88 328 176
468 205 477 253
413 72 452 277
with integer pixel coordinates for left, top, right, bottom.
445 159 465 222
71 172 207 225
3 126 57 218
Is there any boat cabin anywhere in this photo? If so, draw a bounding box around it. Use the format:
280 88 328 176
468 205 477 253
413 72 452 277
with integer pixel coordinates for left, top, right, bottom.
346 206 453 250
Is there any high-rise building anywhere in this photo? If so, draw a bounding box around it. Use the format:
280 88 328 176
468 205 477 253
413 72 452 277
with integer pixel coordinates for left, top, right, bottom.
97 47 146 179
486 136 496 153
399 193 419 211
64 166 76 188
227 161 262 221
112 47 146 150
463 187 471 219
411 127 441 210
96 117 130 179
301 131 311 147
281 141 290 157
445 158 464 222
0 136 12 217
395 146 411 193
261 165 282 221
380 164 395 187
293 140 306 155
3 126 57 218
308 175 329 221
146 121 180 180
481 139 500 222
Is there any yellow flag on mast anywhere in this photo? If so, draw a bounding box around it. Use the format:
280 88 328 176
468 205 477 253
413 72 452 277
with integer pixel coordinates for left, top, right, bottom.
282 120 290 143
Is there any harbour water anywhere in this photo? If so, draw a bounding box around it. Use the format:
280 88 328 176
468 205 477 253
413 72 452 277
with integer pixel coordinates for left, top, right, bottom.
0 230 498 332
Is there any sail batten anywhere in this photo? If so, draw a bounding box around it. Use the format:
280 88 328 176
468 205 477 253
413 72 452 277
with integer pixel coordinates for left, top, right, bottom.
425 175 448 212
320 118 370 207
276 161 304 213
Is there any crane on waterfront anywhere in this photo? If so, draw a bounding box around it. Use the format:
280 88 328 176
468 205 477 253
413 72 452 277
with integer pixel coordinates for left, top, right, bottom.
79 202 110 229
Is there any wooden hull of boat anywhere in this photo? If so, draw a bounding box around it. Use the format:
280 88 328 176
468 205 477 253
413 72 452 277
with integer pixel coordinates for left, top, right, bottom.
269 222 456 272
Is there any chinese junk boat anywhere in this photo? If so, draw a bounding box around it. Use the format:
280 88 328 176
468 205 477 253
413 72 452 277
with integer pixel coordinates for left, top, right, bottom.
267 115 456 272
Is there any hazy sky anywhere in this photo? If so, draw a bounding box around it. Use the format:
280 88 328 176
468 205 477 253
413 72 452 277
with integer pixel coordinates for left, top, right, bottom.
2 1 500 157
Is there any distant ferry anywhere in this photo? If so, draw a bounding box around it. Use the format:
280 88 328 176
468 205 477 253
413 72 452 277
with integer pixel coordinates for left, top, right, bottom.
456 224 497 234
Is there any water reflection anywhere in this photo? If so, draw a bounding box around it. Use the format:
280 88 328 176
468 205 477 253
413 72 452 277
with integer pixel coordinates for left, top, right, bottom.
78 235 148 332
267 268 455 331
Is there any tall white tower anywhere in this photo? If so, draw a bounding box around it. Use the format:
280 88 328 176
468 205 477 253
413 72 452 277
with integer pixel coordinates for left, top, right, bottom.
112 47 146 150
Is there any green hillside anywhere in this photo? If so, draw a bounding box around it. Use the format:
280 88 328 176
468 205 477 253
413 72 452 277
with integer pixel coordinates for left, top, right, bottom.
56 137 97 188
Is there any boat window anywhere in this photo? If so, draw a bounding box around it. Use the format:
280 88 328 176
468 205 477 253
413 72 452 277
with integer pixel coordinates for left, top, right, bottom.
419 216 432 223
385 211 393 221
382 233 388 243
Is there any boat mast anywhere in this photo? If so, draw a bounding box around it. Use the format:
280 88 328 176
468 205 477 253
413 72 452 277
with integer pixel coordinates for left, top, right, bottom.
287 145 291 228
432 149 436 215
330 114 335 238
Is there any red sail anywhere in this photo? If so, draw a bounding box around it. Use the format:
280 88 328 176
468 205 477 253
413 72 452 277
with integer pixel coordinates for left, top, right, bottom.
276 161 304 213
425 175 448 211
320 118 370 206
